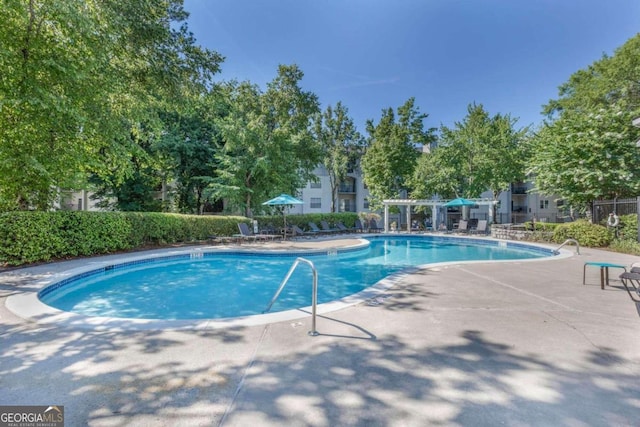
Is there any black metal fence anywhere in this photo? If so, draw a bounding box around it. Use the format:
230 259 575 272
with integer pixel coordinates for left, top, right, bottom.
592 198 638 224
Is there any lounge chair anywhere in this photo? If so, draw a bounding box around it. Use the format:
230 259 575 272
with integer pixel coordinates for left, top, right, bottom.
320 220 340 234
470 220 488 235
354 219 365 233
619 270 640 315
308 222 327 234
369 219 384 232
292 224 317 238
260 223 279 236
237 222 275 242
336 221 355 233
455 220 469 233
437 222 449 233
234 223 255 243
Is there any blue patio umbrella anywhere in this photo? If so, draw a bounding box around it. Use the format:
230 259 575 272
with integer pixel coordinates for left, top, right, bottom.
262 194 304 238
444 197 477 223
443 197 476 207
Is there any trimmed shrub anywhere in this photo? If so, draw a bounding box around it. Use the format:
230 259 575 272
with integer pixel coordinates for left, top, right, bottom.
0 211 67 264
0 211 248 266
614 214 637 242
523 221 560 232
609 238 640 256
254 212 359 230
552 220 611 248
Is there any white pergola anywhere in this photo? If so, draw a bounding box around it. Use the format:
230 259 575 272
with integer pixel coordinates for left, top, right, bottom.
381 198 498 233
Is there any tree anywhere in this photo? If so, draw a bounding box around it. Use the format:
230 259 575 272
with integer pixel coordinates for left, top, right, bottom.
528 106 640 206
411 103 528 218
0 0 222 210
529 34 640 208
89 126 164 212
361 98 434 208
212 65 321 217
156 88 227 214
313 102 364 212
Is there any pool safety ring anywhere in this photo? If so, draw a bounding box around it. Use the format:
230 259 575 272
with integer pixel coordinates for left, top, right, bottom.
607 213 620 227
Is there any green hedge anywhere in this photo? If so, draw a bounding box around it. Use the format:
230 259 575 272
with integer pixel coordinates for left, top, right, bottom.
0 211 361 266
551 220 611 248
613 214 637 242
523 221 560 232
0 211 247 266
254 212 359 230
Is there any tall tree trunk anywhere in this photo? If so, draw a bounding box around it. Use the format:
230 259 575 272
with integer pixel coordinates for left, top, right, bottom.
245 193 252 218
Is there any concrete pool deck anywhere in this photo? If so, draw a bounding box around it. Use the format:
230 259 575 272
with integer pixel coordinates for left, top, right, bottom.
0 235 639 426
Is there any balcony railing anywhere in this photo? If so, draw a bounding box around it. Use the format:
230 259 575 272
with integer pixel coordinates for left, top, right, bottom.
512 187 528 194
338 184 356 193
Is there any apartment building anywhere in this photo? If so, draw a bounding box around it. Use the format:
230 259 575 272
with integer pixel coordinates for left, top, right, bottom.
289 166 564 226
60 166 564 225
287 165 371 215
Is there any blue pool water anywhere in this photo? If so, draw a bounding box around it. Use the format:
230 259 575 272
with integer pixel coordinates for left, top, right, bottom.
40 236 552 320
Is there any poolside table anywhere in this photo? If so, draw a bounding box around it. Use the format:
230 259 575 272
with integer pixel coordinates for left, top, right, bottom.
583 262 627 290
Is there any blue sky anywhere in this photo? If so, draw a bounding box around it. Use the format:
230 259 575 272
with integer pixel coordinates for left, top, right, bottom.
183 0 639 133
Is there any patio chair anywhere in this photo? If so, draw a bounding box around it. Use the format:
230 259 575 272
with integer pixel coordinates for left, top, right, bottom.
260 223 279 236
336 221 352 233
470 220 488 235
354 219 365 233
308 222 328 234
455 220 469 233
369 219 384 232
234 222 255 243
237 222 274 242
619 271 640 302
320 220 340 234
291 224 317 238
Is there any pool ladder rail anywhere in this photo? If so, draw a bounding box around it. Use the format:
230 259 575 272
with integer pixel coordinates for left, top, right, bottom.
554 238 580 255
263 257 319 336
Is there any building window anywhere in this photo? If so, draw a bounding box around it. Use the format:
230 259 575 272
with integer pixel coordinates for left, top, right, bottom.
339 198 356 212
310 197 321 209
338 177 356 193
363 198 369 209
310 181 321 189
540 200 549 209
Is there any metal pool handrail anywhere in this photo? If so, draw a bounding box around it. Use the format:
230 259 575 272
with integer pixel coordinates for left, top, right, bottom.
263 257 319 336
554 238 580 255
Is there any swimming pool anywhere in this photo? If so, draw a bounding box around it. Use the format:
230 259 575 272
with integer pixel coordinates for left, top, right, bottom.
36 236 554 322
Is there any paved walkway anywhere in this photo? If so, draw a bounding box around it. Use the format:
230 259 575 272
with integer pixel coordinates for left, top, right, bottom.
1 236 639 426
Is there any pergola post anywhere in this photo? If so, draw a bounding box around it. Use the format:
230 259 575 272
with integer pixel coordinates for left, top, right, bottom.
381 198 495 232
488 203 494 224
384 204 389 232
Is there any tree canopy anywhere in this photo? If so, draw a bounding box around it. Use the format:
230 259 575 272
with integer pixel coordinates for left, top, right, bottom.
6 2 640 219
0 0 222 210
412 103 528 204
529 34 640 207
211 65 321 217
361 98 434 208
313 102 364 212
